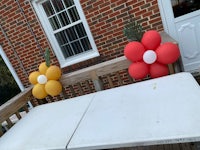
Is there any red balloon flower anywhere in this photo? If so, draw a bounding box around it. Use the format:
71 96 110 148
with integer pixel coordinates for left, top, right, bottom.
124 30 180 80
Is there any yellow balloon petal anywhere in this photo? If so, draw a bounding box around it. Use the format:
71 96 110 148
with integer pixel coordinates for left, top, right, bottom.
46 65 61 80
45 80 62 96
29 71 40 85
39 62 49 75
32 84 48 99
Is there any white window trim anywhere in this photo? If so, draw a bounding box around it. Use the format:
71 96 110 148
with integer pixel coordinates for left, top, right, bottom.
31 0 99 68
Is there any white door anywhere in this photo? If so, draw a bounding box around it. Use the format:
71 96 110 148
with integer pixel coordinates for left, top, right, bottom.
158 0 200 73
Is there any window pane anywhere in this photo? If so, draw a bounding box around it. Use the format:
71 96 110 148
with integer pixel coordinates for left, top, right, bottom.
52 0 65 12
49 16 61 30
68 6 80 22
55 31 68 45
63 0 74 8
55 30 77 58
172 0 200 18
42 1 54 16
61 45 74 57
81 38 92 51
75 23 87 38
71 41 83 54
55 22 92 58
58 12 70 27
0 57 20 106
66 26 78 41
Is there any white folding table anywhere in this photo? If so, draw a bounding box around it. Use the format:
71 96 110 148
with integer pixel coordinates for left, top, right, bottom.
1 72 200 150
67 72 200 150
0 93 95 150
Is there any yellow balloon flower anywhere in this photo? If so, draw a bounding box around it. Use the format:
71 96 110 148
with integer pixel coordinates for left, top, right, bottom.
28 62 62 99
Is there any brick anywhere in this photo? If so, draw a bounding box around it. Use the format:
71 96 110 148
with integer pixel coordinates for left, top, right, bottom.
0 0 163 95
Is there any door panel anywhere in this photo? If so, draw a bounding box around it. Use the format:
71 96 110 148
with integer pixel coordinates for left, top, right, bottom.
158 0 200 72
175 12 200 71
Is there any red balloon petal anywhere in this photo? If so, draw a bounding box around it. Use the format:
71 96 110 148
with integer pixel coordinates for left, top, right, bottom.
150 63 169 78
141 30 161 50
156 42 180 64
124 42 145 62
128 62 149 80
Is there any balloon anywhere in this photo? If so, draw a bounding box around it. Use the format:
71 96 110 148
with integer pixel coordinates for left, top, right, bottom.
143 50 157 64
29 71 40 85
150 62 169 78
39 62 49 75
124 30 179 80
45 80 62 96
156 42 180 64
37 75 47 84
32 84 48 99
128 62 149 80
46 65 62 80
141 30 161 50
124 42 145 62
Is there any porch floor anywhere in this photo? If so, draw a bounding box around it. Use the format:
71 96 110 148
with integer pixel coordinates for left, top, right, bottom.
112 142 198 150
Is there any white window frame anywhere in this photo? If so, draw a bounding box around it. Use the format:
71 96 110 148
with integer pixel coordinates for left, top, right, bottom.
31 0 99 68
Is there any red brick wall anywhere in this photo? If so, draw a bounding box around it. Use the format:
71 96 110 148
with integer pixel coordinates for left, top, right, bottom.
0 0 57 87
0 0 163 87
80 0 163 61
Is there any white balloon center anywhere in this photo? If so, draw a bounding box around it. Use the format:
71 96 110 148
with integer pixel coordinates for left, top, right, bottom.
37 75 47 84
143 50 157 64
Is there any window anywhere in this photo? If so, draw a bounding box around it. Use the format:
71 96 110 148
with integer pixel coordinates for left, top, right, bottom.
171 0 200 18
0 46 23 106
32 0 99 67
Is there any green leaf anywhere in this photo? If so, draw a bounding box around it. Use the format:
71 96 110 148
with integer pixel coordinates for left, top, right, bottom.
45 48 50 67
123 20 144 41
